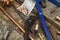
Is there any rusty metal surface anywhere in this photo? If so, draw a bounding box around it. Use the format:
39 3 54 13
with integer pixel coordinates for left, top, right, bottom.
0 0 60 40
43 0 60 29
43 0 60 40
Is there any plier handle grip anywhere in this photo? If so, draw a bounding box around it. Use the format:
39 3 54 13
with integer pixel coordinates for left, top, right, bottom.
34 0 51 40
49 0 60 7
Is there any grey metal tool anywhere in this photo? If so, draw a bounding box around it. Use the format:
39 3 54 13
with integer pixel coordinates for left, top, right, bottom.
12 5 37 40
39 0 46 8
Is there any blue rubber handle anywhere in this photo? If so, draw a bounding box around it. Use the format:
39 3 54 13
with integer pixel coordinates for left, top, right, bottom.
35 0 45 2
35 0 51 40
49 0 60 7
35 0 42 2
